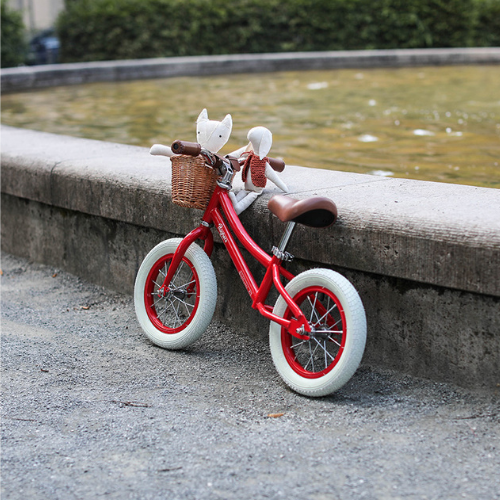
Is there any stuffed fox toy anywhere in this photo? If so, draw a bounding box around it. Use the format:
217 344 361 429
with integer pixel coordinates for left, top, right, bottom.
150 108 232 157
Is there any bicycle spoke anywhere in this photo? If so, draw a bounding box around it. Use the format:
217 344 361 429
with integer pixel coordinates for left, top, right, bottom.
158 302 172 324
307 293 320 324
156 295 182 328
325 334 342 347
169 298 182 328
151 295 164 310
150 271 197 327
312 337 336 362
287 303 344 372
306 293 342 334
280 278 354 380
316 301 338 325
171 261 185 286
311 341 322 368
171 295 195 314
291 339 309 349
304 340 322 371
330 317 343 329
288 321 343 372
292 339 307 363
171 278 196 291
304 342 314 371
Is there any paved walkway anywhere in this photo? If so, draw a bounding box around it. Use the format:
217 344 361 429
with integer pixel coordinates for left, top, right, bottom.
1 252 499 499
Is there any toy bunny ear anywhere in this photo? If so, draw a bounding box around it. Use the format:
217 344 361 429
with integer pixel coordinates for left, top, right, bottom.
259 132 272 159
221 114 232 131
197 108 208 123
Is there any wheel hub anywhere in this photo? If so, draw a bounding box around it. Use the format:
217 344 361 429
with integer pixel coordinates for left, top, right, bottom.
155 285 189 301
310 327 331 340
172 288 187 299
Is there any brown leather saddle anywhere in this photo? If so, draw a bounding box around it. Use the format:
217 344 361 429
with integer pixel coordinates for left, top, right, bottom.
268 195 337 228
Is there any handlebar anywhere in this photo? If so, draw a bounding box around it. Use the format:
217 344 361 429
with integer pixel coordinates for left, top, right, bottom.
171 140 225 170
267 157 285 172
171 140 201 156
171 140 242 176
171 140 285 173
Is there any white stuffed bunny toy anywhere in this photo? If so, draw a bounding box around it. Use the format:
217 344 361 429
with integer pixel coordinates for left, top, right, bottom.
150 108 232 156
229 126 288 215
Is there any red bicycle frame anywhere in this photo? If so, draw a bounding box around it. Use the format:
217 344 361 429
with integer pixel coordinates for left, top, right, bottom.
158 184 312 338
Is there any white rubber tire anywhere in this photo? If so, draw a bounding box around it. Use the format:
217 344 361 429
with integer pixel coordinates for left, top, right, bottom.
134 238 217 349
269 269 366 397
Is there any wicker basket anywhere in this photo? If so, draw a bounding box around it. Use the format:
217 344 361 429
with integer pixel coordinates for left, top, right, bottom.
170 154 218 210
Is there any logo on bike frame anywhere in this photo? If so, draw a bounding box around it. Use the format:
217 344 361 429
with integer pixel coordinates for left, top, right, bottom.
218 223 228 243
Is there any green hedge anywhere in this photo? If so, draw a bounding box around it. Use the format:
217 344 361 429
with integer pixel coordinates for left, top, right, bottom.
474 0 500 46
57 0 498 63
1 0 26 68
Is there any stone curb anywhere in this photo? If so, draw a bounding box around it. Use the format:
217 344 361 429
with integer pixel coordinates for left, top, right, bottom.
2 125 500 297
2 48 500 92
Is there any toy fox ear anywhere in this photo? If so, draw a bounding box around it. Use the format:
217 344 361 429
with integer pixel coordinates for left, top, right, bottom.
221 114 233 132
197 108 208 123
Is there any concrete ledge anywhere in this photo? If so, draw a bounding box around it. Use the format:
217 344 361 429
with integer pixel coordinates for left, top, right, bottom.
2 125 499 296
2 48 500 92
2 125 499 389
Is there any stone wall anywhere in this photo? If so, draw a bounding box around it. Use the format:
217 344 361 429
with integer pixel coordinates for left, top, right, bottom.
3 48 500 93
2 125 499 389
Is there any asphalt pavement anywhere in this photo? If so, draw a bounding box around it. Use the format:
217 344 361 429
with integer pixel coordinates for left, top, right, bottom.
1 252 499 500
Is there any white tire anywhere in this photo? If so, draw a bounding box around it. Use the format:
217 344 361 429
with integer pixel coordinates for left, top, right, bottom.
134 238 217 349
269 269 366 397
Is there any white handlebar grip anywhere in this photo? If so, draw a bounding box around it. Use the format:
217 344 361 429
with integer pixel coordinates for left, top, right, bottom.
150 144 173 157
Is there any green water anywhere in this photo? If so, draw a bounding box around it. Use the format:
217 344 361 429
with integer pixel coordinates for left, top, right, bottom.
2 65 499 188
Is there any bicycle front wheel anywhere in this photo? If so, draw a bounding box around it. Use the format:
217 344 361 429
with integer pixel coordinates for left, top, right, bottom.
134 238 217 349
269 269 366 397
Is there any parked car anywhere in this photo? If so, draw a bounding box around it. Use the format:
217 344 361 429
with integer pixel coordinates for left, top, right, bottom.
28 29 60 65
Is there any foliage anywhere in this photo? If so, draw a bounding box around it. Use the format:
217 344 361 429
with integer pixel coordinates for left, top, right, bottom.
56 0 498 63
1 0 26 68
473 0 500 46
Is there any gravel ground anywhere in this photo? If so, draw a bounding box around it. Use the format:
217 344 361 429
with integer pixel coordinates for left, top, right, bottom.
1 252 499 500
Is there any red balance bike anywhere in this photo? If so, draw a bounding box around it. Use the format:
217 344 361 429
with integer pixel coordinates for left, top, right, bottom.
134 141 366 397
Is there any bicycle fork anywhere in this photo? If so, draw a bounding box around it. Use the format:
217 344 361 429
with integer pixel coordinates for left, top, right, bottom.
155 224 213 298
156 214 313 341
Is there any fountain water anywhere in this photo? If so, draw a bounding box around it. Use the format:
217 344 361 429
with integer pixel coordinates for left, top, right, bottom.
2 65 499 187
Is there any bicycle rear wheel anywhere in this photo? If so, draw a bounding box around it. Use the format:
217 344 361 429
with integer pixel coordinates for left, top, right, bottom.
269 269 366 397
134 238 217 349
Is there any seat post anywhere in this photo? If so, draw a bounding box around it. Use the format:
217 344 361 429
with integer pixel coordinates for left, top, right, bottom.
277 221 296 253
272 221 296 262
